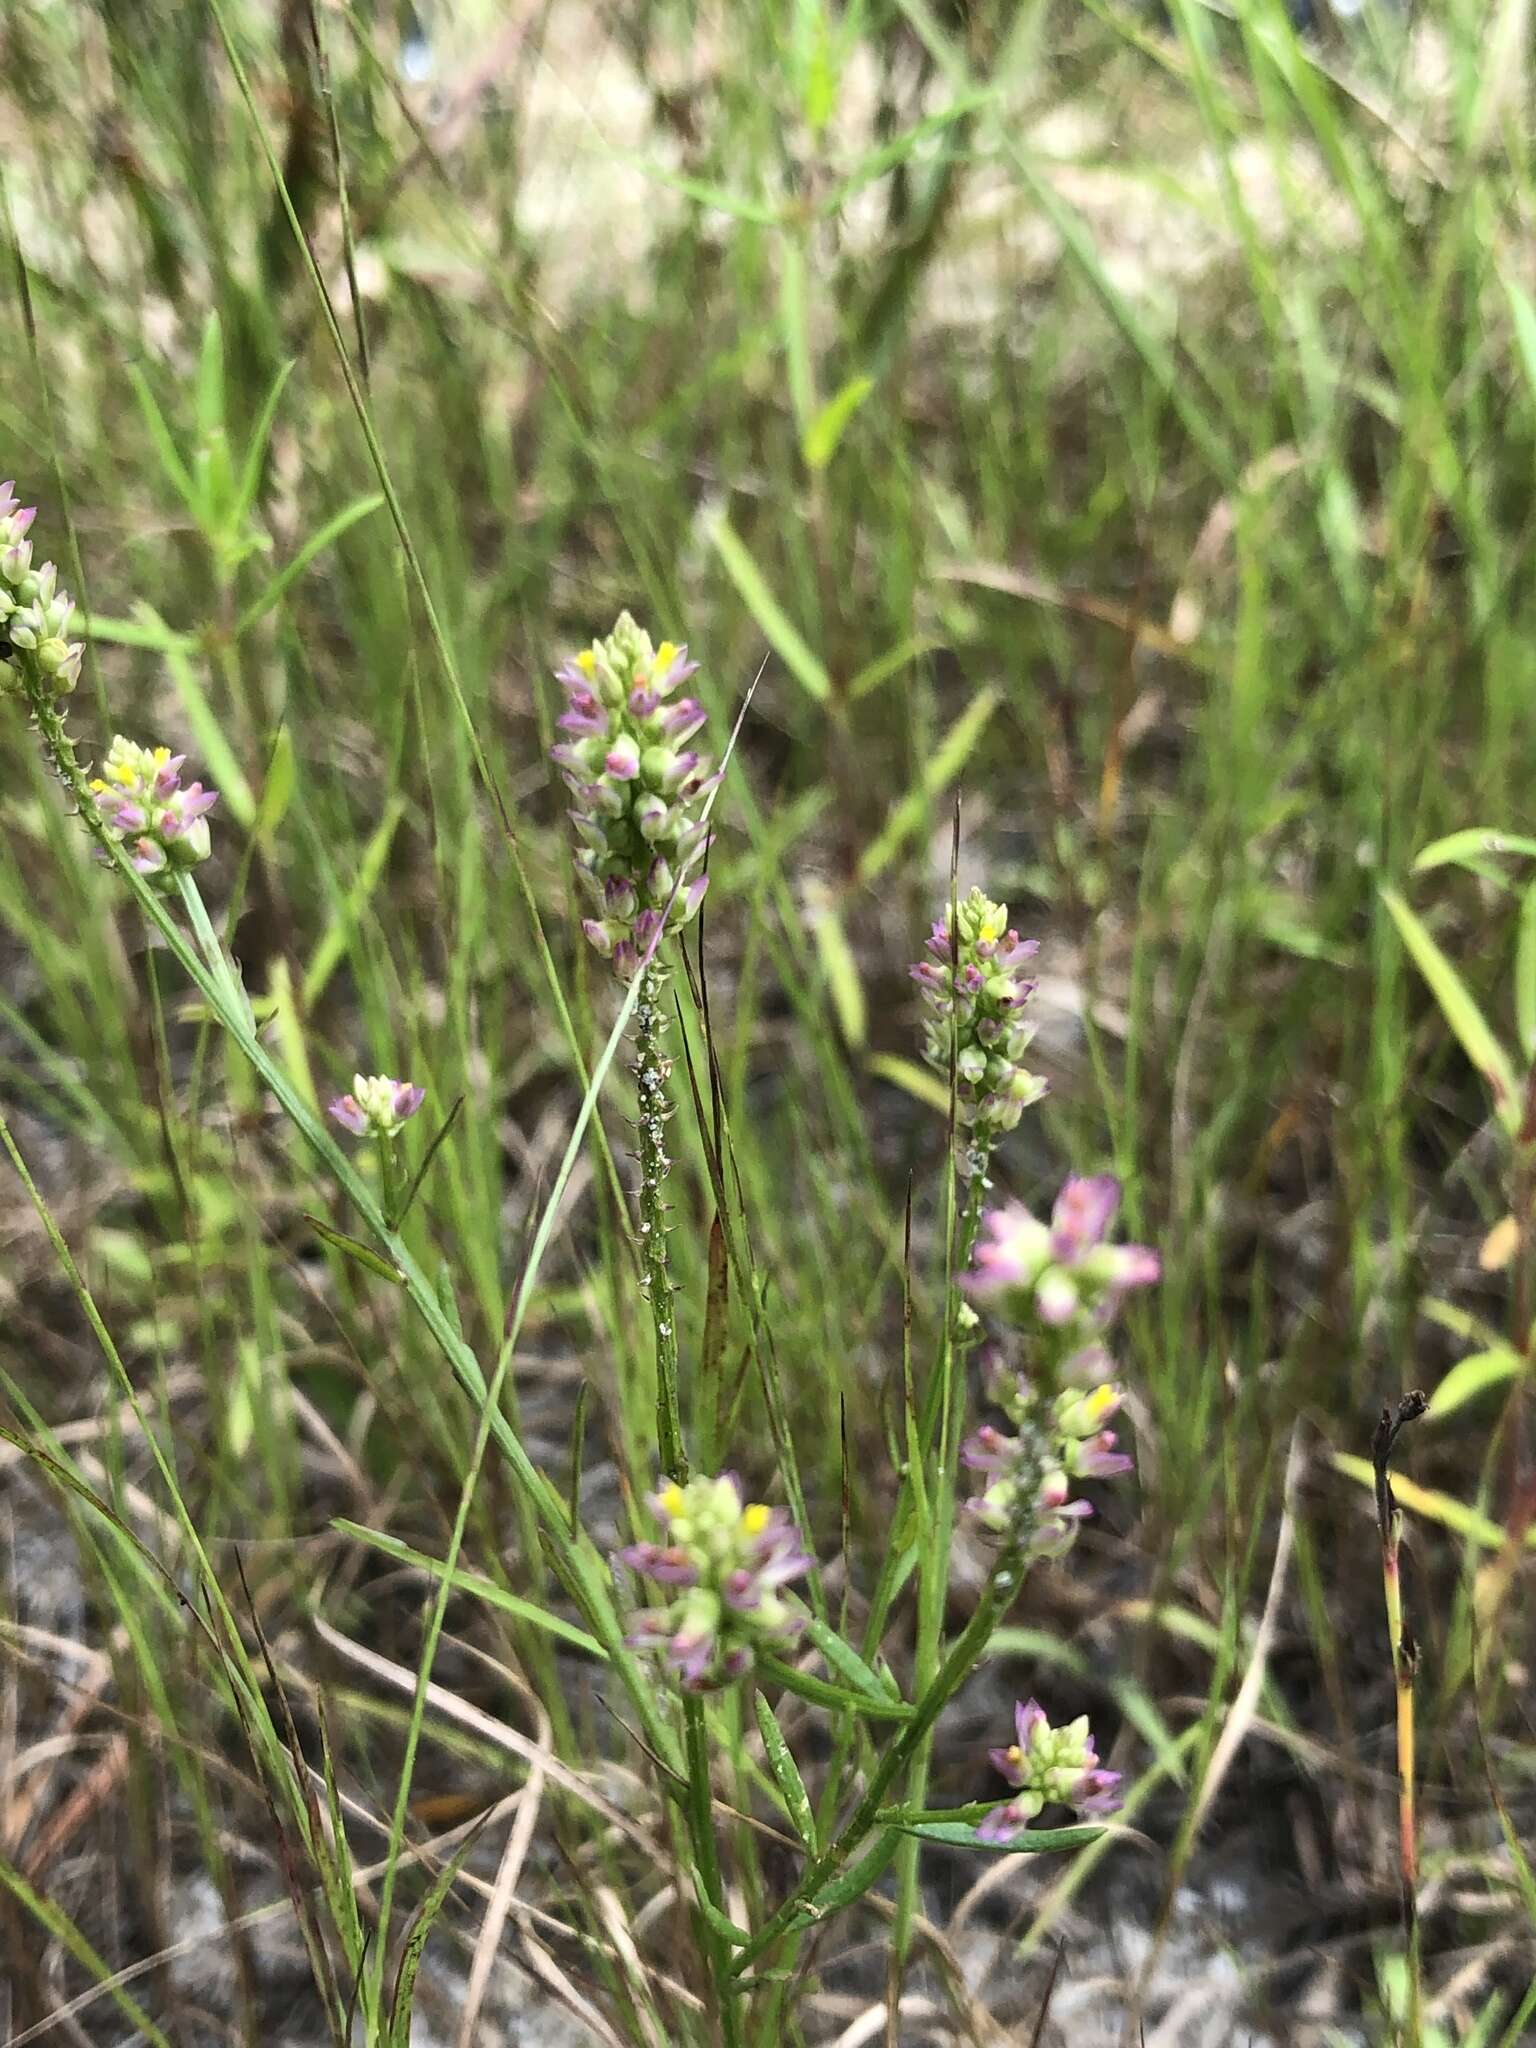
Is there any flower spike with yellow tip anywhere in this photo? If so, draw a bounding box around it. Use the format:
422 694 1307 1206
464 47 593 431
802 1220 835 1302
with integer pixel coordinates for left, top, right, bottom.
616 1473 813 1690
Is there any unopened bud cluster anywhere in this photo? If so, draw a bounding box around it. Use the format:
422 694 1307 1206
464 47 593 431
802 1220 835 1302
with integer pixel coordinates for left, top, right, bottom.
88 738 219 878
978 1698 1121 1842
328 1073 425 1140
962 1364 1130 1549
0 485 83 696
617 1473 811 1690
910 889 1044 1173
553 612 717 980
961 1176 1157 1554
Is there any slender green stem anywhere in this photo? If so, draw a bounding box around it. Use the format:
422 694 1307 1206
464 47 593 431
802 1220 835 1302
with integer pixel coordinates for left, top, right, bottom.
635 962 687 1482
377 1135 402 1232
630 956 741 2043
684 1693 742 2045
890 1162 991 1976
734 1545 1023 1976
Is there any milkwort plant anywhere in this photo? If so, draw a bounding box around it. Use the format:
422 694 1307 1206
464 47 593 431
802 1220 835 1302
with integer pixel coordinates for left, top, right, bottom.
545 639 1154 2035
4 535 1157 2047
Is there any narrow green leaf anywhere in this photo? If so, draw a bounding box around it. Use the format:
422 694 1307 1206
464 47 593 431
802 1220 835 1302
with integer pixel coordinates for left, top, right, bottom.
268 957 320 1116
593 145 781 224
127 363 197 510
435 1263 465 1339
711 516 830 701
805 889 866 1047
693 1884 752 1947
1425 1347 1526 1420
305 1214 405 1284
388 1822 486 2046
819 89 996 213
858 685 999 882
253 725 296 844
1381 888 1521 1132
566 1379 589 1539
234 357 297 525
1332 1452 1536 1551
799 1829 900 1920
396 1094 464 1225
158 620 257 824
302 797 408 1008
804 1615 901 1702
80 610 189 651
756 1655 914 1722
798 4 838 132
195 310 226 441
1518 878 1536 1059
701 1214 730 1472
1412 827 1536 874
316 1701 365 1962
335 1521 607 1659
753 1691 817 1849
891 1818 1103 1854
802 374 874 470
234 494 385 636
867 1051 950 1115
0 1856 174 2048
848 634 936 701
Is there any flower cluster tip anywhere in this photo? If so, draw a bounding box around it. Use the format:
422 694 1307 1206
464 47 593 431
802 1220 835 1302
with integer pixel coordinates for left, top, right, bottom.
553 612 718 980
617 1472 811 1690
0 484 83 696
910 887 1044 1173
978 1698 1121 1842
328 1073 426 1139
88 738 218 877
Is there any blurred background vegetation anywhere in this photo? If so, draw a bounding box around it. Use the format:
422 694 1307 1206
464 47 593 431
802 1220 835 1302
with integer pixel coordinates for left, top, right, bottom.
3 1 1536 2042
